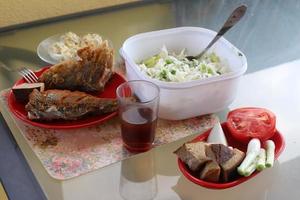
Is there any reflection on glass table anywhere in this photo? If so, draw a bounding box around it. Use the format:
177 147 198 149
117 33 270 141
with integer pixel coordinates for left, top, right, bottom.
120 150 157 200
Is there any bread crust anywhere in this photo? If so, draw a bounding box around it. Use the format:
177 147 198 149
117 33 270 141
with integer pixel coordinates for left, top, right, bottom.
174 142 211 171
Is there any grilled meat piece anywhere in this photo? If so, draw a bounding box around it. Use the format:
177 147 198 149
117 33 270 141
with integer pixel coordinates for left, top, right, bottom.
25 89 118 121
39 41 114 92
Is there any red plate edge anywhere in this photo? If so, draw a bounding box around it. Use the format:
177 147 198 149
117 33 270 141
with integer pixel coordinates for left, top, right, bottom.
7 66 126 129
177 122 285 190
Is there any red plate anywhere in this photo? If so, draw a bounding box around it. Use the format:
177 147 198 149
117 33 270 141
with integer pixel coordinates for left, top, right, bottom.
177 122 285 189
8 66 126 129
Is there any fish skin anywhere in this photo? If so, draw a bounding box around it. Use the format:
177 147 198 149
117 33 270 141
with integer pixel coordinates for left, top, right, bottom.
25 89 118 121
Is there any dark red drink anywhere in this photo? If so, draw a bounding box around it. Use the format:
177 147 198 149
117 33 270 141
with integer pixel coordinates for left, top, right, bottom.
121 106 157 152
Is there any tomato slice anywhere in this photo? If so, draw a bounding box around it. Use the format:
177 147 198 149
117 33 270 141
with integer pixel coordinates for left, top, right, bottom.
226 107 276 143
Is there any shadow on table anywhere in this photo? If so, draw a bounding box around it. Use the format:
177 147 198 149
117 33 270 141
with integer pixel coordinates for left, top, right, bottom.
0 46 46 68
172 156 300 200
264 156 300 200
154 136 193 177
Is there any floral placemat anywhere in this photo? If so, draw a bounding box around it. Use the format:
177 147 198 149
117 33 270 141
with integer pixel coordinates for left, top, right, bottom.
0 89 218 180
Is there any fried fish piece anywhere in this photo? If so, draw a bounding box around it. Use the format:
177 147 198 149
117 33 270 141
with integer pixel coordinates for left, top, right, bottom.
25 89 118 121
39 41 113 92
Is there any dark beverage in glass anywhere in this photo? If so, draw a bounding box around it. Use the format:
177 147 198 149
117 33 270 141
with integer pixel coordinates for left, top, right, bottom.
116 80 160 152
121 106 157 152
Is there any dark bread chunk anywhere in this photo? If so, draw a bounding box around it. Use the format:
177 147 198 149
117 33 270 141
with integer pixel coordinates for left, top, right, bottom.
174 142 211 171
12 82 45 103
175 142 245 183
200 161 221 183
206 144 245 182
210 144 234 164
220 148 245 182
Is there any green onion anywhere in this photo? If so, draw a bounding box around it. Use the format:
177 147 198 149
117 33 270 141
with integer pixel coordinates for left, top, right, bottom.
238 138 261 175
265 140 275 168
244 158 258 177
256 148 266 171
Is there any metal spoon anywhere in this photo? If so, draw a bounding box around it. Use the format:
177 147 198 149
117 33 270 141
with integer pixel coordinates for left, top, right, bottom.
186 5 247 61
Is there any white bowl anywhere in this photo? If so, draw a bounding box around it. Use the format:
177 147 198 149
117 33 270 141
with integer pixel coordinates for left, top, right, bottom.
120 27 247 120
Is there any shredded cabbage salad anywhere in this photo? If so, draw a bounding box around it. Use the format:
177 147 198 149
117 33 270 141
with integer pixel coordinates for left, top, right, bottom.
138 46 229 82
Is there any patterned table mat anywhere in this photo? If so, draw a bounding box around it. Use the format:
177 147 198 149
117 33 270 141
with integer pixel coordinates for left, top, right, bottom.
0 89 218 180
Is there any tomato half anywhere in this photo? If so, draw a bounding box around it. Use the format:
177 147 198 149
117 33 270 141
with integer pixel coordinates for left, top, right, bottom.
226 107 276 143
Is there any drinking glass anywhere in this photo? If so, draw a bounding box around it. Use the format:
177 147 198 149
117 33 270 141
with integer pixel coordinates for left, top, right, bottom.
116 80 160 152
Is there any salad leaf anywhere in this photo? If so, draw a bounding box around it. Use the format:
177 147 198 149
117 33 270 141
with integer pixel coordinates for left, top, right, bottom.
209 52 220 63
143 55 159 68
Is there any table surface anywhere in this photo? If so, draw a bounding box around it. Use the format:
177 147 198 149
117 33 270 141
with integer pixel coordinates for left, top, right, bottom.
1 0 300 199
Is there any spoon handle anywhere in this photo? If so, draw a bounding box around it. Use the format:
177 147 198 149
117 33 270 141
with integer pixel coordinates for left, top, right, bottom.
197 5 247 59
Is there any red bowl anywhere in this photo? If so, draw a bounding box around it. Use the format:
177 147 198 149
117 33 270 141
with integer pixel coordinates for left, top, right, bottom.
8 66 126 129
177 122 285 189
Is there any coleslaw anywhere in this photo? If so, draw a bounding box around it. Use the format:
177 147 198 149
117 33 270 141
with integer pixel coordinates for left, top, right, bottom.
138 46 229 82
49 32 104 62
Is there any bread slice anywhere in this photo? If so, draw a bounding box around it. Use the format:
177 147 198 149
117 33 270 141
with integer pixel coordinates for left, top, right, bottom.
207 144 245 182
200 161 221 182
220 148 245 182
174 142 211 171
209 144 234 165
12 82 45 103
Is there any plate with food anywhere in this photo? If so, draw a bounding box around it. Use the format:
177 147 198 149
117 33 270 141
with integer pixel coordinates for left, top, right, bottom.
175 107 285 189
9 43 126 129
37 32 109 64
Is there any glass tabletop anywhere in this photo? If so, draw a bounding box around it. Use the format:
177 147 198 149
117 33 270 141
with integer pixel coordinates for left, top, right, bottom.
1 0 300 199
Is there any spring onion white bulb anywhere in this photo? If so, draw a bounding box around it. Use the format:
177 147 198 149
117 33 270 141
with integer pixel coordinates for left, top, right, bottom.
265 140 275 168
256 148 266 171
238 138 261 175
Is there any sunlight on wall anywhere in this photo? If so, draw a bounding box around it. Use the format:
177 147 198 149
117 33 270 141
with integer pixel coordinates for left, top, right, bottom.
0 0 138 28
